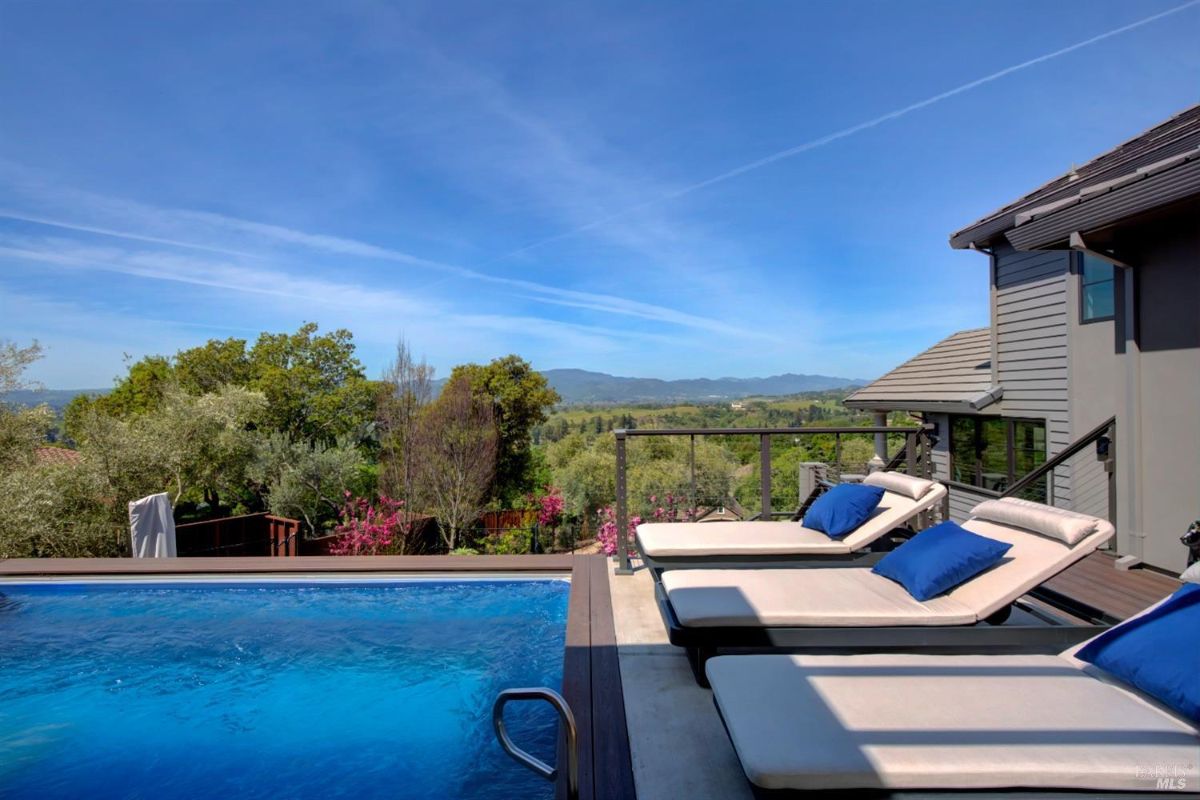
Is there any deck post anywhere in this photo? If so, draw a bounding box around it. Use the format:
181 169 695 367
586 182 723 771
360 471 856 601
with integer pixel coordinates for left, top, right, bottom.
918 429 933 527
689 434 697 516
872 412 887 459
759 433 772 520
905 432 917 477
615 431 632 575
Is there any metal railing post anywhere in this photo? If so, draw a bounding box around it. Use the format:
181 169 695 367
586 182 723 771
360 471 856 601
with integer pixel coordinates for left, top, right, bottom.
615 430 632 575
918 429 933 527
689 434 697 515
759 433 772 519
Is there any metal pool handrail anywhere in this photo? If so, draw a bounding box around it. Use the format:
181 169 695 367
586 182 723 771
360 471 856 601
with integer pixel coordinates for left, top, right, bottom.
492 687 579 800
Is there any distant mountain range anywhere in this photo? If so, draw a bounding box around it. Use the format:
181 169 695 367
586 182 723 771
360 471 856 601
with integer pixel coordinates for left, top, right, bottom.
1 389 107 412
6 369 866 412
536 369 865 404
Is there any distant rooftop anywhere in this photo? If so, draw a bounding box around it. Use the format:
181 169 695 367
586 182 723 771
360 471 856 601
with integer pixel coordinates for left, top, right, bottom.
35 447 82 465
951 102 1200 249
844 328 1000 414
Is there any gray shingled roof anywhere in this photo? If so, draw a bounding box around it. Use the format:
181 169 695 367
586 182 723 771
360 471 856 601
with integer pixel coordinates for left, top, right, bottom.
845 328 1002 414
950 102 1200 249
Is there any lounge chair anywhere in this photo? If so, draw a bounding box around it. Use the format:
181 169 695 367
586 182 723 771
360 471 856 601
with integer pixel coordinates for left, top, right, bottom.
657 498 1116 684
706 595 1199 796
636 472 948 571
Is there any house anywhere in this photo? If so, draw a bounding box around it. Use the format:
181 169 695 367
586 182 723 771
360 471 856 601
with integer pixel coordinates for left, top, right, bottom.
848 102 1200 573
693 498 749 523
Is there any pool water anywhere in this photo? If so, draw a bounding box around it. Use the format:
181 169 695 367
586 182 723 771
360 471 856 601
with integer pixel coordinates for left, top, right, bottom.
0 579 570 799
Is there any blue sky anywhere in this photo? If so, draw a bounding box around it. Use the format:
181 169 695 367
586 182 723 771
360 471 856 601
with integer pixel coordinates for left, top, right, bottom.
2 0 1198 388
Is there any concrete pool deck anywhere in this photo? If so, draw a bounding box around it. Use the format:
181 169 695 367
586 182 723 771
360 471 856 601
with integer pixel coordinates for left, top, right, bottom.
606 558 753 800
603 557 1082 800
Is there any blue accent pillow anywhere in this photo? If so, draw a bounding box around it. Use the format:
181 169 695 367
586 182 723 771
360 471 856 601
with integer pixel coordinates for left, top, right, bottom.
872 521 1012 601
802 483 885 539
1076 584 1200 723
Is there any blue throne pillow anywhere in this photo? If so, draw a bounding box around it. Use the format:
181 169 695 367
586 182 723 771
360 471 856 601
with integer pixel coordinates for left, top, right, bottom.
803 483 885 539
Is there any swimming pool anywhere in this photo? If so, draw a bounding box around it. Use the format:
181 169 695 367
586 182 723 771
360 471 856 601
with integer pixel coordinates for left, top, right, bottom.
0 577 570 799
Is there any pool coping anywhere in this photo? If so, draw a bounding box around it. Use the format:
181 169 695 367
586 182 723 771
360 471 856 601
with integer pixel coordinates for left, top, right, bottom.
0 554 636 800
0 554 575 574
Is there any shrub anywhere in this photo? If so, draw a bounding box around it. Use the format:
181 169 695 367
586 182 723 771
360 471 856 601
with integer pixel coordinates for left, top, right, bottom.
596 506 641 557
328 494 413 556
481 528 531 555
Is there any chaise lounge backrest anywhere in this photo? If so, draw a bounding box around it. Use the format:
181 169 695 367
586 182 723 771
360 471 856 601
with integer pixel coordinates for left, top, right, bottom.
941 498 1115 620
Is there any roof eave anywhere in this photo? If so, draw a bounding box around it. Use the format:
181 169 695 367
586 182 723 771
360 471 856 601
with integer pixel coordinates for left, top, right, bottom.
845 388 1002 416
1005 157 1200 251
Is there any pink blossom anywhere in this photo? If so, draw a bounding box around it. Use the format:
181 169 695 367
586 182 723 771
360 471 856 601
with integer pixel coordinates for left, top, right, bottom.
329 494 411 556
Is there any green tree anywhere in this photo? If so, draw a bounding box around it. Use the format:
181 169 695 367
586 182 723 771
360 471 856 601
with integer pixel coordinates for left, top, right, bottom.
247 323 381 444
143 386 267 509
175 338 253 394
411 376 498 550
450 355 559 506
0 461 124 558
250 433 368 537
376 337 434 503
0 341 54 472
64 355 173 440
65 325 381 447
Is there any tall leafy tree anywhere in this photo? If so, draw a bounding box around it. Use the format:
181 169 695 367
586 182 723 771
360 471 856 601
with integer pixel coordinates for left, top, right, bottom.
449 355 559 506
64 355 172 439
411 376 497 551
376 337 434 504
65 324 382 446
250 433 368 537
175 338 253 394
247 323 380 444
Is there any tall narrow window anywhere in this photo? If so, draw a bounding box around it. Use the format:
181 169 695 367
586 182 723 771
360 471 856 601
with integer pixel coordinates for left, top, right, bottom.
1080 253 1115 323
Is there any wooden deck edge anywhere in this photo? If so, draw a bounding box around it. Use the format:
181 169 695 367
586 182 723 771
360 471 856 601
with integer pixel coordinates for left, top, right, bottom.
588 555 637 800
0 554 575 575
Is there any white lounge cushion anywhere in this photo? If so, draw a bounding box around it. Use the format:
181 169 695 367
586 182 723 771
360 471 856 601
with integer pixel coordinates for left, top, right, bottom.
661 516 1114 628
1181 561 1200 584
862 470 935 500
661 567 977 627
940 517 1113 620
637 484 946 558
708 653 1200 792
638 521 857 557
971 497 1100 546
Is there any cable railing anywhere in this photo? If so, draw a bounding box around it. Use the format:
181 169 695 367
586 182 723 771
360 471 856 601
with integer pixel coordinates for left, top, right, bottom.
612 424 934 574
942 417 1116 536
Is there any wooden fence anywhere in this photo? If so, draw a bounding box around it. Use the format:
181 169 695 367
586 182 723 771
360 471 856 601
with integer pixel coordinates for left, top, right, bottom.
175 513 302 557
480 509 537 531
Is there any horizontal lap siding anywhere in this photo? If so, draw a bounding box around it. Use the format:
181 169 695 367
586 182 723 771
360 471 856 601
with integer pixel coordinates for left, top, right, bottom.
948 485 990 522
994 247 1073 507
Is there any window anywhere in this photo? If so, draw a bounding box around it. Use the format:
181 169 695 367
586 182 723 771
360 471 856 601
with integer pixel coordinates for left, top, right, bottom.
1080 253 1115 323
950 416 1047 496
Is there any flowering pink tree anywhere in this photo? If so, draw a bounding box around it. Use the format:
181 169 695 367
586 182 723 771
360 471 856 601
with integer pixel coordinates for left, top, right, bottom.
328 493 411 556
596 505 641 557
595 493 703 557
648 493 698 524
535 485 564 532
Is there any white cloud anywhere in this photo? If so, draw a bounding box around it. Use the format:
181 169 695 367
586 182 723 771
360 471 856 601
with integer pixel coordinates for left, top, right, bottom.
0 166 764 339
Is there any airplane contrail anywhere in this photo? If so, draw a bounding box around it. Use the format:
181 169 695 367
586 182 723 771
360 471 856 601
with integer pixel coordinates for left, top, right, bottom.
502 0 1200 257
